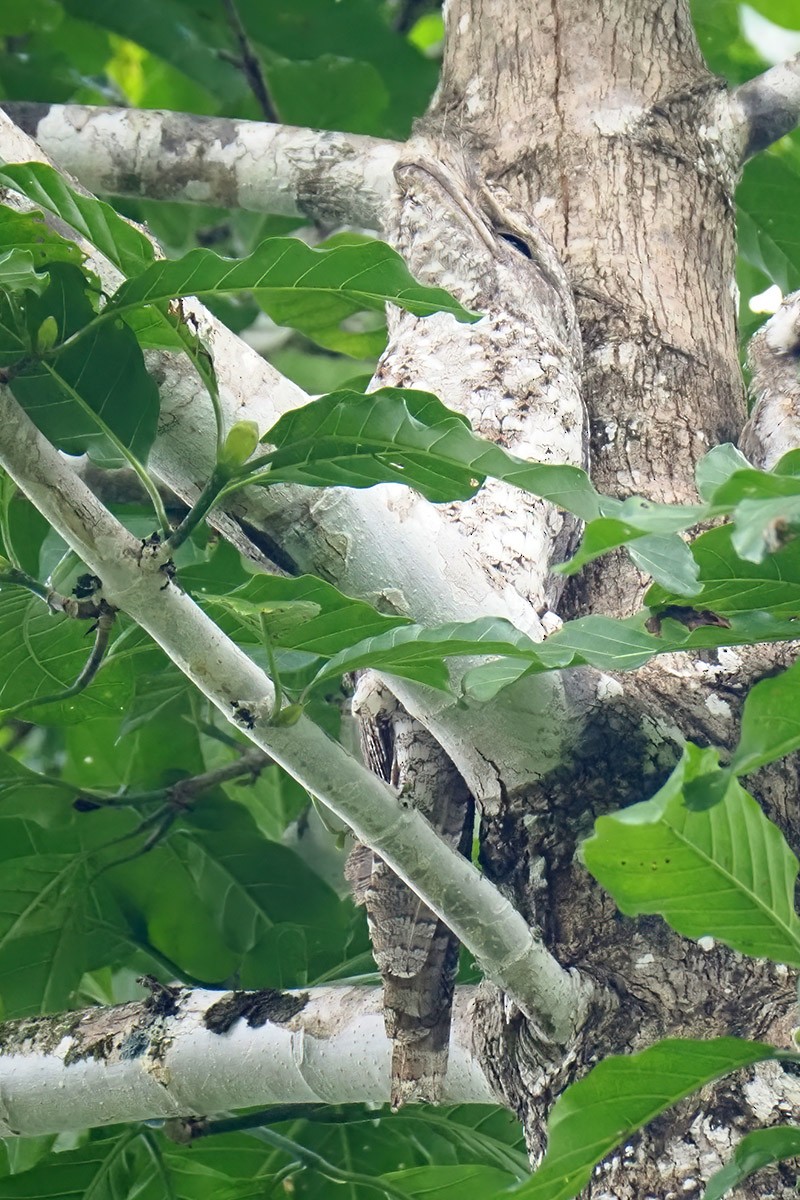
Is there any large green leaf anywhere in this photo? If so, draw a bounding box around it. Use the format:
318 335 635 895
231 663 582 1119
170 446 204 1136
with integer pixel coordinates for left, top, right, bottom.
511 1038 781 1200
256 388 601 516
62 0 246 105
385 1164 518 1198
169 799 352 986
696 443 755 500
0 161 155 278
583 744 800 965
645 523 800 615
185 564 411 657
254 232 389 358
0 1132 151 1200
0 249 49 296
105 238 481 337
310 616 548 693
237 0 439 137
0 587 134 723
0 1128 263 1200
266 56 390 140
737 141 800 294
703 1126 800 1200
7 262 160 467
730 658 800 775
0 853 88 1016
0 749 76 828
0 0 62 37
690 0 766 84
746 0 800 28
626 533 700 595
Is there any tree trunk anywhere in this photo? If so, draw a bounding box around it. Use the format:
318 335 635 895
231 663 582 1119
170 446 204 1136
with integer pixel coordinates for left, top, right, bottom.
367 2 799 1195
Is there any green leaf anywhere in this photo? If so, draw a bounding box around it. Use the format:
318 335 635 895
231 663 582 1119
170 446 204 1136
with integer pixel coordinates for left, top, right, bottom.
0 0 62 37
730 495 800 562
106 236 480 334
746 1 800 29
0 205 84 271
0 749 76 828
555 517 647 575
645 524 800 616
210 596 322 641
0 587 133 724
690 0 766 84
256 388 602 516
267 55 391 141
237 0 439 138
385 1164 519 1198
184 561 411 660
511 1038 780 1200
171 800 352 985
737 142 800 295
0 291 30 368
310 616 546 693
583 744 800 966
0 1128 264 1200
546 615 665 670
703 1125 800 1200
0 853 88 1016
0 249 49 295
695 443 753 500
0 161 155 278
627 533 700 595
9 263 160 467
63 0 246 104
731 658 800 775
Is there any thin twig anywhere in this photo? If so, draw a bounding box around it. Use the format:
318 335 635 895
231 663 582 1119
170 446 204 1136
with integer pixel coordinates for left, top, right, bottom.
74 745 270 812
221 0 280 123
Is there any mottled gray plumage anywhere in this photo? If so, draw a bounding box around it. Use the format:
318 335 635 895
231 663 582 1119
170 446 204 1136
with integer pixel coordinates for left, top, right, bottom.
350 138 587 1106
347 679 474 1107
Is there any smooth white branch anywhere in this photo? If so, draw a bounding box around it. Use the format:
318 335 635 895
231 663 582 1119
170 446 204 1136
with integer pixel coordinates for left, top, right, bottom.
0 103 400 231
0 986 496 1136
725 52 800 162
0 384 592 1041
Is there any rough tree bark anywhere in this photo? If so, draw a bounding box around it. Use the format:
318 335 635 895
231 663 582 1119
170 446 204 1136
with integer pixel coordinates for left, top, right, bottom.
3 2 800 1197
410 3 800 1197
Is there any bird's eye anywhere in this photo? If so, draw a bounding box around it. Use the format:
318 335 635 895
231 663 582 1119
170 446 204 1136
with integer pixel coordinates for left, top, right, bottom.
498 231 532 259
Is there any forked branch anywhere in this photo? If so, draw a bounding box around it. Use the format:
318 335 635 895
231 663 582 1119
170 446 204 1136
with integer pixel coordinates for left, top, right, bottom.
0 381 594 1042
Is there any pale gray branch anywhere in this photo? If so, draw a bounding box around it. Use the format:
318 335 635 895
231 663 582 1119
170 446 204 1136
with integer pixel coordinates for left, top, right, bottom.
727 52 800 162
0 103 400 231
0 384 593 1042
740 289 800 467
0 105 575 810
0 986 496 1136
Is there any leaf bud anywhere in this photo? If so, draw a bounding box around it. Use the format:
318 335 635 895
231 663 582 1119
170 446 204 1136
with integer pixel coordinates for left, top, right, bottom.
218 420 260 470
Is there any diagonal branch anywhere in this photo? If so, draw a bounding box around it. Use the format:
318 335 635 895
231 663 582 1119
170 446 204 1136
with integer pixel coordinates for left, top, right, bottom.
724 52 800 163
0 986 496 1136
0 106 576 810
0 103 400 231
0 382 593 1040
